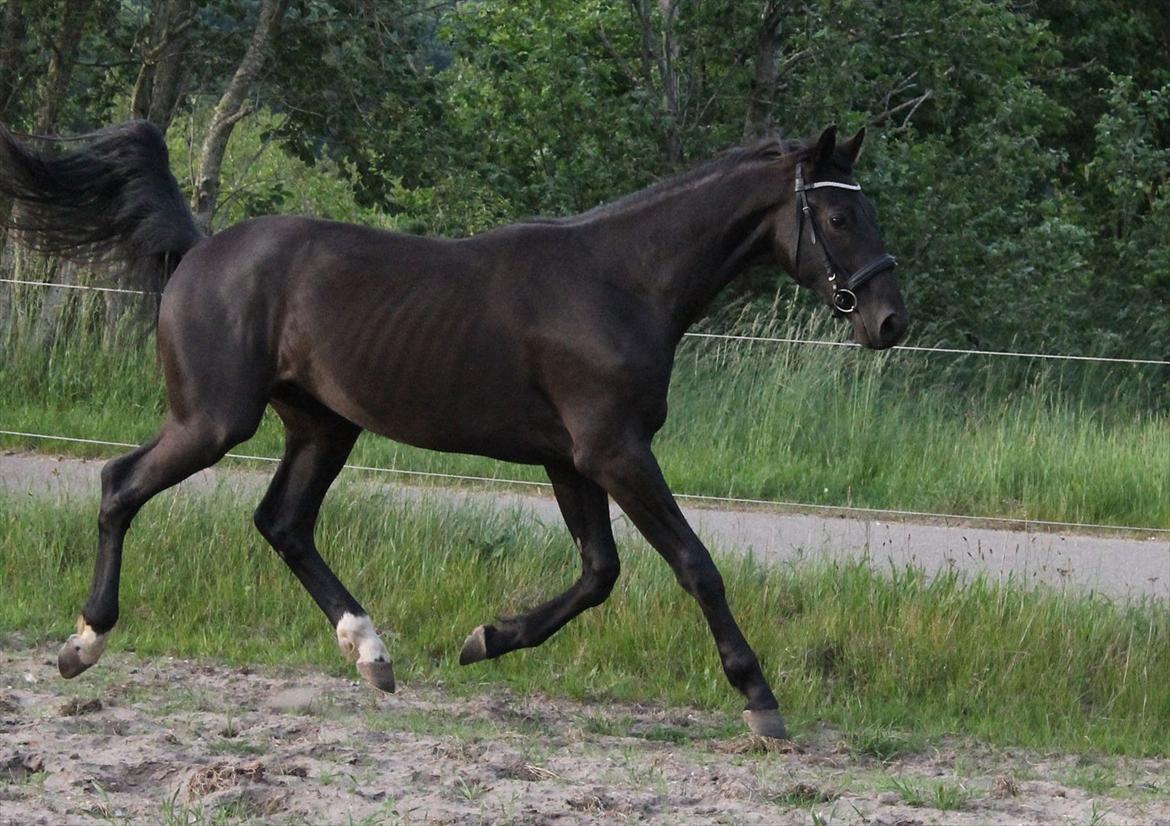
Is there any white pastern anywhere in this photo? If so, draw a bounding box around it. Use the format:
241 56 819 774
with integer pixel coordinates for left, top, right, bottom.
70 620 109 666
335 612 391 664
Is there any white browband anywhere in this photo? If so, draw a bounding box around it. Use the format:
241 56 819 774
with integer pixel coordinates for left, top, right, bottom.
797 180 862 192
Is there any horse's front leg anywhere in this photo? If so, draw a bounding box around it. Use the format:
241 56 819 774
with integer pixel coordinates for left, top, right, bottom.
459 462 619 663
578 437 787 739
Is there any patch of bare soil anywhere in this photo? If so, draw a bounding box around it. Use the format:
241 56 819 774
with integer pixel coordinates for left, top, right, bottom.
1 643 1167 825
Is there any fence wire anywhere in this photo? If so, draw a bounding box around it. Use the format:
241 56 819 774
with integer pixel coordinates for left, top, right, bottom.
6 276 1170 366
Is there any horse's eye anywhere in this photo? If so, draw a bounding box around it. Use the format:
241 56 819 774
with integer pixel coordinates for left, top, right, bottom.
829 214 846 228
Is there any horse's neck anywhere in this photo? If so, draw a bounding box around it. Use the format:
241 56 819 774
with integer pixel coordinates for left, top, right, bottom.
586 157 793 338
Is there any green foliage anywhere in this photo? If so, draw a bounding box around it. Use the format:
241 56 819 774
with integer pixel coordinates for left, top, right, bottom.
164 106 399 230
426 0 665 231
3 1 1169 355
264 0 449 213
1079 77 1170 349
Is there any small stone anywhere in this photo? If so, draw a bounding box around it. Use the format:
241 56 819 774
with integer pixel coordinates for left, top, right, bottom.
877 791 900 805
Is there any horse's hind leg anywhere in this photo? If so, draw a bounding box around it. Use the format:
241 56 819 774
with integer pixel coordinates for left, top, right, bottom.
59 406 264 677
253 393 394 692
459 462 619 664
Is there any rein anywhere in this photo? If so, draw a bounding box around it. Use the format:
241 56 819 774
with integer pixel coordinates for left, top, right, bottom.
793 161 897 313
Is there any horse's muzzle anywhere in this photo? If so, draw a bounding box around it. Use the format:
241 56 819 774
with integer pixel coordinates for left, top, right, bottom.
869 308 909 350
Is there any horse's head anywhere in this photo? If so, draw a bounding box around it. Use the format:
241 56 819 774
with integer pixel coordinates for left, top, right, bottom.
774 126 909 350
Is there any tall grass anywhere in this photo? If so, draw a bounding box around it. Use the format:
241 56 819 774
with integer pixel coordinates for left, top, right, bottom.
658 308 1170 528
1 486 1166 756
2 289 1168 528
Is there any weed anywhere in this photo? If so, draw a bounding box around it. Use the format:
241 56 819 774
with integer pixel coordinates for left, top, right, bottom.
638 725 692 744
1087 800 1112 826
1067 763 1118 796
809 799 839 825
846 726 920 762
209 739 266 757
932 779 973 811
453 776 490 802
769 782 833 806
881 774 971 811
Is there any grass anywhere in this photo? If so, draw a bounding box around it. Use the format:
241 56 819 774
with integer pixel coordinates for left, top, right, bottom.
881 774 972 810
1 485 1167 757
2 292 1169 530
846 725 924 761
1066 761 1118 796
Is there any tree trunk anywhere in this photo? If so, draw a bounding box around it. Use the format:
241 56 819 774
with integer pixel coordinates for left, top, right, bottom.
0 0 27 119
743 1 785 140
130 0 194 131
34 0 89 133
628 0 684 170
32 260 76 348
191 0 289 233
657 0 682 167
0 1 26 291
22 1 92 346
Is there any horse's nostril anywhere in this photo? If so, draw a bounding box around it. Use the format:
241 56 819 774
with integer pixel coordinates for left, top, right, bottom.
879 312 909 347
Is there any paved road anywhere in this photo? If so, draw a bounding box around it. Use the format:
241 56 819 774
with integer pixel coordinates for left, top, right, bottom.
2 451 1166 601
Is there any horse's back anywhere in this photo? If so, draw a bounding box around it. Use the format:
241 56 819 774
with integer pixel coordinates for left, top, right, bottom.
166 214 457 297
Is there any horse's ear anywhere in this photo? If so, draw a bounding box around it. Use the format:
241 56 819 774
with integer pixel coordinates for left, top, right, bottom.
841 127 866 165
814 125 838 167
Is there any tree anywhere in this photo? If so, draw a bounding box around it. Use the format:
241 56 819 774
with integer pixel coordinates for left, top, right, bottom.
1 0 1169 356
743 1 786 140
191 0 290 232
0 0 27 122
130 0 195 131
34 0 95 132
262 0 450 217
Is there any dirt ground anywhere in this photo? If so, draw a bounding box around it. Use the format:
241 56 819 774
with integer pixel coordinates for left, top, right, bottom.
1 641 1167 825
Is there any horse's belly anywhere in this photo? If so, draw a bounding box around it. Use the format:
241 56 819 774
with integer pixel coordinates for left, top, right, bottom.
279 268 572 464
307 363 571 465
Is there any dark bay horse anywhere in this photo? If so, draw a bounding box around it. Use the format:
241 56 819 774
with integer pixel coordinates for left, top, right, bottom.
0 121 907 738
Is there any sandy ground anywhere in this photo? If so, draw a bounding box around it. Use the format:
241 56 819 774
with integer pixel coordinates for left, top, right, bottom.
1 451 1168 601
1 642 1168 826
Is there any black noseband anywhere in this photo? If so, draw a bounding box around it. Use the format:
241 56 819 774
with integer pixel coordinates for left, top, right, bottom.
829 251 898 313
794 162 897 314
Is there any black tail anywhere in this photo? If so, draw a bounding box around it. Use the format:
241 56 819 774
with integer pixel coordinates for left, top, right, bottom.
0 120 202 294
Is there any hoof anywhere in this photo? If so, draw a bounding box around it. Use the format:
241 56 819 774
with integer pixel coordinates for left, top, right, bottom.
58 623 107 680
459 625 490 665
58 636 96 679
357 659 396 693
743 708 788 740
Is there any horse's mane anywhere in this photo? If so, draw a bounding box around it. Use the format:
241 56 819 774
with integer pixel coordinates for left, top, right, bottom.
532 136 809 226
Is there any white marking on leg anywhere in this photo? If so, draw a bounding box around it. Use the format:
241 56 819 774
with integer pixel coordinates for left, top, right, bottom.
71 619 109 666
336 612 390 664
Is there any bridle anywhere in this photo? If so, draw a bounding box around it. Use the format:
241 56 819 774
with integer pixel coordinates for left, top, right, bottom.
793 161 897 314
